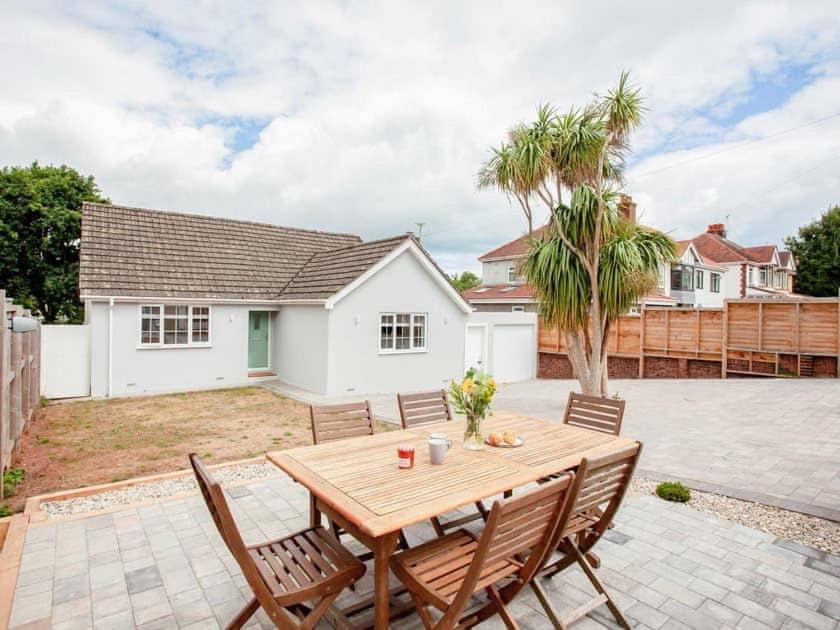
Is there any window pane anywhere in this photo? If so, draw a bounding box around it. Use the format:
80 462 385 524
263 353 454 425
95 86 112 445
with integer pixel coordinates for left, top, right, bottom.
141 317 160 344
380 315 394 349
412 315 426 348
142 305 160 316
164 305 188 317
395 314 411 349
191 307 209 343
164 311 188 344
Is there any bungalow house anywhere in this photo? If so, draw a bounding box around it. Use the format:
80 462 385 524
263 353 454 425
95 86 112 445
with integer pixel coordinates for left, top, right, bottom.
79 203 472 398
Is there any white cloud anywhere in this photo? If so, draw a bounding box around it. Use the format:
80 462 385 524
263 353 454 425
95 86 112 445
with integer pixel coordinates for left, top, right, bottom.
2 1 839 275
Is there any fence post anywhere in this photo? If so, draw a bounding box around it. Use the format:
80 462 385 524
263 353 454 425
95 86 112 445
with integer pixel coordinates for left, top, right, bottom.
721 300 728 378
0 291 6 494
638 305 646 378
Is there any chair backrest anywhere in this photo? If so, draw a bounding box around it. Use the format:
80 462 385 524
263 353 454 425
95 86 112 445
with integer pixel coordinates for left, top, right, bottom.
564 442 642 551
440 473 575 623
563 392 626 435
397 389 452 428
310 401 374 444
189 454 288 621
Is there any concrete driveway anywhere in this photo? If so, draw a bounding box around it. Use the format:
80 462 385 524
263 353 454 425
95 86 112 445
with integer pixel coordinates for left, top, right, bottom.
495 378 840 521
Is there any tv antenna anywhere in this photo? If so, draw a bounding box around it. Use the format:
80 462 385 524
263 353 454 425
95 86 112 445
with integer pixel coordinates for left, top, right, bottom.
415 222 426 241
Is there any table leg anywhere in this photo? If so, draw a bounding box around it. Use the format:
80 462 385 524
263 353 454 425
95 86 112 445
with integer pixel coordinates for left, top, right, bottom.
373 532 399 630
309 494 321 528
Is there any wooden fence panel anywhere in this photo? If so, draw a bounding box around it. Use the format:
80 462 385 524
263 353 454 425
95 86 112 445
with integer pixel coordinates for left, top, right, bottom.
537 298 839 378
0 290 42 494
799 302 839 355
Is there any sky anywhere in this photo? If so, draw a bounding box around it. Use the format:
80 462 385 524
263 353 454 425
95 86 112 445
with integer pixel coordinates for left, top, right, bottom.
2 1 839 275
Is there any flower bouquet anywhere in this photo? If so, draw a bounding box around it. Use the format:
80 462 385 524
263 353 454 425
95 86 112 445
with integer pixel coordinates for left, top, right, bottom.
448 368 496 450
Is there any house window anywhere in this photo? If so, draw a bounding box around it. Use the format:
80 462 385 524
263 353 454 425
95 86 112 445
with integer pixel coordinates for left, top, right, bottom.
512 305 525 313
140 305 211 347
657 266 666 289
710 273 721 293
775 271 784 288
695 270 704 290
507 265 518 283
748 267 754 286
670 265 693 291
380 313 427 353
759 268 768 286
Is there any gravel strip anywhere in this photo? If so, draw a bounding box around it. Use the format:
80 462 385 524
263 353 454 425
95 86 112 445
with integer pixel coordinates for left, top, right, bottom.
632 476 840 556
41 462 278 518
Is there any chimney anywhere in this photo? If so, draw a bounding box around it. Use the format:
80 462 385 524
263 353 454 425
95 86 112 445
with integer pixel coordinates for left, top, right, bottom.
618 194 637 223
707 223 727 238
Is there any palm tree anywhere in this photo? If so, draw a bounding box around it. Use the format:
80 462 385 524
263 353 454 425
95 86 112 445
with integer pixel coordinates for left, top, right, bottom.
478 71 677 395
523 188 676 394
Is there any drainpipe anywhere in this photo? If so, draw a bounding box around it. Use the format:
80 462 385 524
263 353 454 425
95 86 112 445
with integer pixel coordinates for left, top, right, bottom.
107 297 114 397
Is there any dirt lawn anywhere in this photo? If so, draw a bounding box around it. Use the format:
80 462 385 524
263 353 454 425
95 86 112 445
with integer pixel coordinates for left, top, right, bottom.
6 387 393 513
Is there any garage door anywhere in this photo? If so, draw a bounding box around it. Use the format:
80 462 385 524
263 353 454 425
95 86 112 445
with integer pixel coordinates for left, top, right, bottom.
491 324 534 383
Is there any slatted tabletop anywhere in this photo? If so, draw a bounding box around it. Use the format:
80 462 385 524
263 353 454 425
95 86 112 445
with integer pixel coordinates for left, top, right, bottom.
267 410 636 538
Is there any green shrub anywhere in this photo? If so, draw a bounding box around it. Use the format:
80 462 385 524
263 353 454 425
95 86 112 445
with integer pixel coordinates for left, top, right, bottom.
656 481 690 503
3 468 25 495
0 504 12 518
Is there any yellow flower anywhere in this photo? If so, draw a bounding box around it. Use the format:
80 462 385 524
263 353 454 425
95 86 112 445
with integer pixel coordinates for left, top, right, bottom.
461 378 474 392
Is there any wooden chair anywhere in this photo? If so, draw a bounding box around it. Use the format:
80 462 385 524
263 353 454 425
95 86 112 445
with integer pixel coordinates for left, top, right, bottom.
391 473 577 630
310 400 375 444
563 392 625 436
189 454 365 629
397 390 488 536
531 443 642 630
310 401 409 556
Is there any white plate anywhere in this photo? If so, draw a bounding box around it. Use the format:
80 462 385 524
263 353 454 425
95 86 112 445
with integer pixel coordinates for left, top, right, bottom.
485 436 524 448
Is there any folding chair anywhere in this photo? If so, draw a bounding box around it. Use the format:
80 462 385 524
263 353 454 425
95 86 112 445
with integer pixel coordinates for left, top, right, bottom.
391 473 577 629
563 392 626 435
532 443 642 630
310 401 409 556
397 389 488 536
189 454 365 629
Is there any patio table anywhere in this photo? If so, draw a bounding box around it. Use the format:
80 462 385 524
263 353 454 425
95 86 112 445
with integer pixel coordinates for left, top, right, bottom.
267 410 636 629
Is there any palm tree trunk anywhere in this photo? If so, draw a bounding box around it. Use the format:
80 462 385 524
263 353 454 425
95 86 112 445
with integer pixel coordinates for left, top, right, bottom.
565 330 595 394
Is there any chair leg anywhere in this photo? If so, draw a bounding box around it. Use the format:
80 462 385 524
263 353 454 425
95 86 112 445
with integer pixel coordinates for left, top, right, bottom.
487 585 520 630
568 543 631 630
408 590 436 629
300 592 340 630
226 597 259 630
529 579 565 629
429 516 446 537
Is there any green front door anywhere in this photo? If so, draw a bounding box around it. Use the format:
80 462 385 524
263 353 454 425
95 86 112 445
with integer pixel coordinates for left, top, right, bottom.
248 311 270 369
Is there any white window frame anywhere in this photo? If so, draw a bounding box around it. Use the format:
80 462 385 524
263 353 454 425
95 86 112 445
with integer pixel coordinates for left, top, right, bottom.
710 272 721 293
379 312 427 354
507 265 518 283
138 304 212 348
695 269 704 290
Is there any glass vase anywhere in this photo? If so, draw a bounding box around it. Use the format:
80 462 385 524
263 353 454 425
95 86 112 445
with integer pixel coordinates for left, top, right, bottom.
463 413 484 450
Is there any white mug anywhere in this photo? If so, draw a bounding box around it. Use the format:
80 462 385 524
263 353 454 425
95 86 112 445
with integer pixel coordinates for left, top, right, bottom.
429 437 451 465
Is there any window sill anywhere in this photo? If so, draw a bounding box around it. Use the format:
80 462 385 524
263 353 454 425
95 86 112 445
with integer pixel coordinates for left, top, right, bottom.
136 344 213 350
378 348 428 356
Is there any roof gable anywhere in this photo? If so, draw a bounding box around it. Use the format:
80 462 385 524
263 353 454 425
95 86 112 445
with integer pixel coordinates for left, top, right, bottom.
478 225 547 261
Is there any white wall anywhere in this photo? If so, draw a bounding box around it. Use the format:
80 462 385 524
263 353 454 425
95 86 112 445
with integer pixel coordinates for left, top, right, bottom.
482 259 521 285
41 325 90 398
273 305 329 394
89 302 277 397
693 268 726 308
327 250 468 396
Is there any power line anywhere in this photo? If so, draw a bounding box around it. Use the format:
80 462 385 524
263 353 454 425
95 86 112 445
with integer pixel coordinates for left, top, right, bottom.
632 110 840 178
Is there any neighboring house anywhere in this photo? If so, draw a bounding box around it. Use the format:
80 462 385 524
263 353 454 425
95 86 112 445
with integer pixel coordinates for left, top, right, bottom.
657 223 797 307
79 203 472 398
465 215 796 314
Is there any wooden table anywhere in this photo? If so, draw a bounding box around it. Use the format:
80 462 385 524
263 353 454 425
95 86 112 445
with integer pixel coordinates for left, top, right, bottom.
267 411 637 629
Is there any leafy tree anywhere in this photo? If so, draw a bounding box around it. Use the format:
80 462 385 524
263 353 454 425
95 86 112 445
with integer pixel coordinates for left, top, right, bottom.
450 271 481 291
0 163 108 322
478 72 677 395
785 205 840 297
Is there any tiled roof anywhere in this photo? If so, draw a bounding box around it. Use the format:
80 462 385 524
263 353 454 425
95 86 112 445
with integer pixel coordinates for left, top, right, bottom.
742 245 776 263
478 226 548 261
778 251 794 267
642 291 678 303
281 235 411 300
689 232 755 264
79 202 362 300
462 284 536 301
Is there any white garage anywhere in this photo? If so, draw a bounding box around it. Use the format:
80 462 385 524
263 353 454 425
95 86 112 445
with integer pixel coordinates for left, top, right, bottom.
464 312 537 383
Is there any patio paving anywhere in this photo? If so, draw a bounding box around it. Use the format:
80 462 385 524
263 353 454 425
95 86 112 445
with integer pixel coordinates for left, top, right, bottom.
10 472 840 629
265 377 840 521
